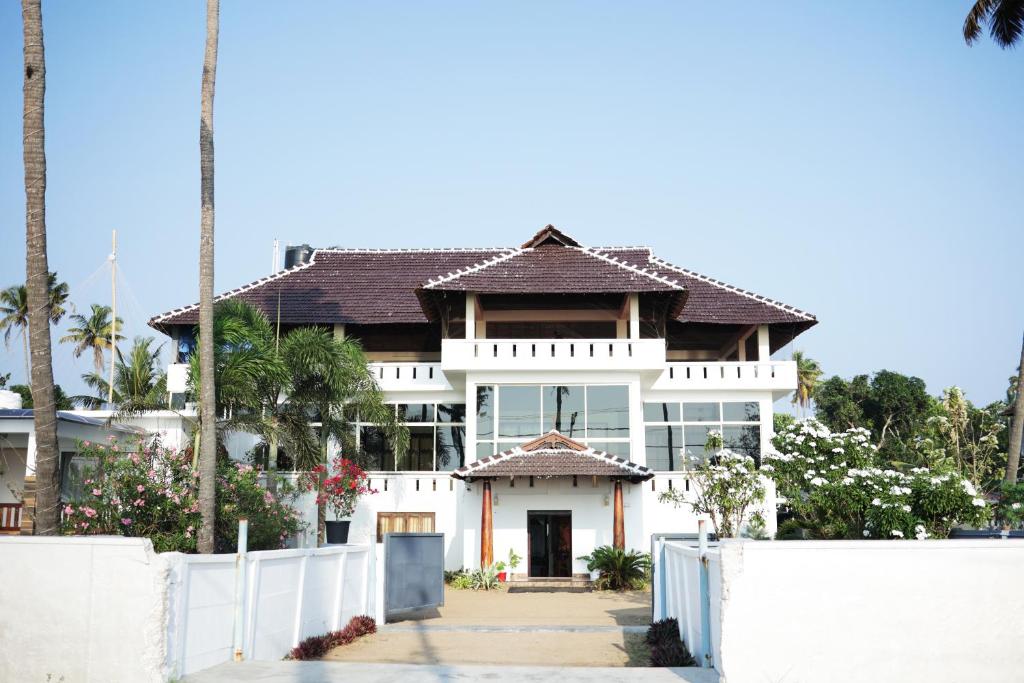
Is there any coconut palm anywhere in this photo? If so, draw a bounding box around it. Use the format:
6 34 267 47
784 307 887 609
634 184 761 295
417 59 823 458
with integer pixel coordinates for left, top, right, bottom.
791 351 823 418
197 0 219 554
1 274 69 382
21 0 61 535
78 336 167 412
59 304 124 373
964 0 1024 48
1007 339 1023 483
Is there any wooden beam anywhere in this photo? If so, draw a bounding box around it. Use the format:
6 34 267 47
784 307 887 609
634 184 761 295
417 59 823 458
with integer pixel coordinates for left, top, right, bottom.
613 480 625 550
717 324 757 361
481 479 493 567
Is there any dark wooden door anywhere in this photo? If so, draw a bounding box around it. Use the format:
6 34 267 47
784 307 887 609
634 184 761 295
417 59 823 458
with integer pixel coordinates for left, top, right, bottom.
527 511 572 577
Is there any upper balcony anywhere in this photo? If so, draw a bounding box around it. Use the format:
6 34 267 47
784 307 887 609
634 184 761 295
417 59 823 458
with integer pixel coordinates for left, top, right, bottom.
652 360 797 395
440 338 667 372
369 362 454 392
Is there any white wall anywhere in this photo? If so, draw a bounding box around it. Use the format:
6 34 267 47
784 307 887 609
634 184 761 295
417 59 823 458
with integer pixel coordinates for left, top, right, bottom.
661 539 1024 683
0 536 170 683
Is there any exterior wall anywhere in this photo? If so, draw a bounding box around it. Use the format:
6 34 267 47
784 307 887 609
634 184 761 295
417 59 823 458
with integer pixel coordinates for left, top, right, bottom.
0 444 27 504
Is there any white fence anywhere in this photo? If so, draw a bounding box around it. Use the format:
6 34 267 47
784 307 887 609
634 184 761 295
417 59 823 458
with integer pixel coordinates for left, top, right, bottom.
0 536 375 682
655 538 1024 683
653 538 721 668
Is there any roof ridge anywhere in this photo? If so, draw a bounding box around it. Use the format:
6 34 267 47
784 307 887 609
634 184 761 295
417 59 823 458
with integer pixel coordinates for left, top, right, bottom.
317 246 515 254
422 248 526 289
149 251 321 325
648 255 816 321
575 246 684 290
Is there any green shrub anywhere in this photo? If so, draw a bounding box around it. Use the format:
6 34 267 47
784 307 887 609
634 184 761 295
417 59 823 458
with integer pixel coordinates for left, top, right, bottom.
775 518 807 540
469 564 501 590
646 618 697 667
287 615 376 660
450 574 474 590
577 545 650 591
444 568 467 584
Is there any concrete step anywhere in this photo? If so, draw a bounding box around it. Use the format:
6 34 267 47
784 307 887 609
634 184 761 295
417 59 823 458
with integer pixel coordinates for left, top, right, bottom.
505 577 594 592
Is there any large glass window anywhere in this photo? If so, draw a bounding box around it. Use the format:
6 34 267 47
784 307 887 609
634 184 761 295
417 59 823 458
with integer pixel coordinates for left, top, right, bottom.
398 404 433 422
586 385 630 437
476 386 494 440
642 400 762 471
358 403 466 472
436 425 466 471
543 385 584 437
498 386 542 438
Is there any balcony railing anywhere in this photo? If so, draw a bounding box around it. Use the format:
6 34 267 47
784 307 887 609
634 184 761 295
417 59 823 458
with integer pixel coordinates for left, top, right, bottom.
0 503 22 534
369 362 453 392
652 361 797 392
441 338 667 371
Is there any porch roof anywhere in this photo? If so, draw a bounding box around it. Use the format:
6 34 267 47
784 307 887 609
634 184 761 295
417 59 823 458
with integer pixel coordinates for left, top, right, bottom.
450 431 653 483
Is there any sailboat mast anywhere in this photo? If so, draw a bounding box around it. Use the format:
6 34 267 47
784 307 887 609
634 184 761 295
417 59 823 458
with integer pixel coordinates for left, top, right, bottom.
108 229 117 406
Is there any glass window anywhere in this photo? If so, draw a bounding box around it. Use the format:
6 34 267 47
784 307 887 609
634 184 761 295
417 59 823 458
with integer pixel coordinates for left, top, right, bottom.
586 385 630 437
476 386 494 439
59 452 94 502
685 425 715 464
543 385 584 437
396 426 435 471
645 426 682 471
498 386 541 438
361 426 395 471
724 424 761 459
437 403 466 424
683 402 720 422
585 441 631 459
643 402 680 423
476 442 496 458
498 441 523 453
398 403 433 423
722 402 760 423
435 426 466 471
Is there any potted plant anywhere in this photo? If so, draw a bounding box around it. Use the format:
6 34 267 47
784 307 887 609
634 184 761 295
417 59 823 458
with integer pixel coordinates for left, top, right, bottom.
494 560 507 582
506 549 522 580
300 455 376 544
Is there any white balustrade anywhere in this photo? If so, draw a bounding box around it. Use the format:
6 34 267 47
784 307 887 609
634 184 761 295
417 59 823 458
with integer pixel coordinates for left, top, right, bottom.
652 360 797 392
369 362 453 392
441 338 666 371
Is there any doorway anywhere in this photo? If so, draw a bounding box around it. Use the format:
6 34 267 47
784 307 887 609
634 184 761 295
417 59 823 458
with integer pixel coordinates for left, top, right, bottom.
527 511 572 577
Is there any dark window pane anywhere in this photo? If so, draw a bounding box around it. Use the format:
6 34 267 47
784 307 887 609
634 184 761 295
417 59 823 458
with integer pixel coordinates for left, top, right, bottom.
437 403 466 424
476 442 496 459
684 425 715 466
724 425 761 461
587 385 630 437
398 403 433 422
435 426 466 471
476 386 494 439
498 386 541 438
643 402 680 423
585 441 631 459
60 452 94 502
361 426 395 471
683 402 720 422
543 385 584 437
722 402 760 423
396 426 435 471
645 426 682 471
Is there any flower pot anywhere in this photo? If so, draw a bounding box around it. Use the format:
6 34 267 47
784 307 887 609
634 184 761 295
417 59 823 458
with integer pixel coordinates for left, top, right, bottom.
497 571 507 582
325 520 350 544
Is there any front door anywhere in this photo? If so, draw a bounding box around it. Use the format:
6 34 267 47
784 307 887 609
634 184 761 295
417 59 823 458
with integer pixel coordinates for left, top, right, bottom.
527 511 572 577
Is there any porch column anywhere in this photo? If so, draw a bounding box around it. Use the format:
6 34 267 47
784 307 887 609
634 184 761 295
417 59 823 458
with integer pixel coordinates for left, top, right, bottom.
756 324 770 361
613 479 625 549
480 479 493 567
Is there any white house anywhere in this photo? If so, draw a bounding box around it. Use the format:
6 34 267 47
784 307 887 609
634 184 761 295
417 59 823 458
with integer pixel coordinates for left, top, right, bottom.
148 225 815 576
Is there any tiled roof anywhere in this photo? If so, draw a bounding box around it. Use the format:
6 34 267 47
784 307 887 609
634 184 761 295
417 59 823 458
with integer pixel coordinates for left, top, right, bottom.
451 431 653 482
149 228 815 329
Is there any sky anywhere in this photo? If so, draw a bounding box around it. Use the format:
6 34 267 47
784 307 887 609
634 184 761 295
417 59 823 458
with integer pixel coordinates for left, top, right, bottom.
0 1 1021 406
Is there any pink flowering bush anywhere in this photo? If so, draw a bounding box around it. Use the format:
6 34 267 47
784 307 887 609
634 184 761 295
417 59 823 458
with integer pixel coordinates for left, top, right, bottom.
299 455 376 519
61 439 303 553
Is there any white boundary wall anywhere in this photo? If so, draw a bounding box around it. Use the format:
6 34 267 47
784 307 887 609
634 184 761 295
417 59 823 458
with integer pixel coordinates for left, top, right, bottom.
0 536 374 682
658 539 1024 683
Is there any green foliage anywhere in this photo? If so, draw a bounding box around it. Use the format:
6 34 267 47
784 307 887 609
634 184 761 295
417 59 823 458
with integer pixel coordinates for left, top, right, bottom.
660 450 765 538
444 568 467 583
77 336 167 412
577 545 651 591
506 548 522 571
60 438 303 553
10 383 74 410
469 564 501 590
995 482 1024 528
774 518 807 540
767 420 989 540
450 574 474 590
773 412 796 434
645 618 697 667
791 350 823 415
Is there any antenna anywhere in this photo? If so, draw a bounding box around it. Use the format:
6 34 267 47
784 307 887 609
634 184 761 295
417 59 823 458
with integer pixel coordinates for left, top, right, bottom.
108 229 117 406
271 238 280 275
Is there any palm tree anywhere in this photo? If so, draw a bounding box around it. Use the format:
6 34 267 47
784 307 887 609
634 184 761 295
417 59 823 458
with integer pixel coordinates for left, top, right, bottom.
1 274 69 383
1006 338 1023 483
21 0 61 535
791 351 823 418
197 0 219 554
77 336 167 412
60 304 123 373
964 0 1024 48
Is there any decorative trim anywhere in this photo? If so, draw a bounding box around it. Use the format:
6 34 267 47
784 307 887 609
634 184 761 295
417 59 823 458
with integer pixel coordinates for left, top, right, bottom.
422 249 526 289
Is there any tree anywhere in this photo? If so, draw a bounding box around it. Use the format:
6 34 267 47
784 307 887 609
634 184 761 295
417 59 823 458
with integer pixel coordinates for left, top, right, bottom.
77 336 167 412
964 0 1024 48
21 0 61 535
11 383 73 410
196 0 219 554
791 351 823 417
1 273 68 383
1006 337 1023 483
59 303 123 373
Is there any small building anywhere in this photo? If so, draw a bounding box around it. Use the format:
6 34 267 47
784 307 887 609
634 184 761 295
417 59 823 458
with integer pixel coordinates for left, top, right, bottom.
150 226 817 575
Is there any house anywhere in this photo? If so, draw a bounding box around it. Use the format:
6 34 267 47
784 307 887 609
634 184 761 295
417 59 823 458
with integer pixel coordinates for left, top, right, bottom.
149 226 816 575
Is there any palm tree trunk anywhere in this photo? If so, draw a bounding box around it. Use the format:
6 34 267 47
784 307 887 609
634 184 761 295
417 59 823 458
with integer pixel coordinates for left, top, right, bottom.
22 0 60 535
317 417 330 545
196 0 219 554
1006 334 1024 484
21 330 31 394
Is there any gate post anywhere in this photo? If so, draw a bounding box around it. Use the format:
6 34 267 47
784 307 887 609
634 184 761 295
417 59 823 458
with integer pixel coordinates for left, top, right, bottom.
698 519 713 668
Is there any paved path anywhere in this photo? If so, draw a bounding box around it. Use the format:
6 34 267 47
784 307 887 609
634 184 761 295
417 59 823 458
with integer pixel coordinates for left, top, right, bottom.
185 661 721 682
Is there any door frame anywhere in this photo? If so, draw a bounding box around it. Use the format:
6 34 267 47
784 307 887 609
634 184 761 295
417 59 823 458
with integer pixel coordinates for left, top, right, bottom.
526 509 572 578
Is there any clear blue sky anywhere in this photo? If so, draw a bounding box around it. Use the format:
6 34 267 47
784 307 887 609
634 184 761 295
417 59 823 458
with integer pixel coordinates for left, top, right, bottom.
0 1 1021 405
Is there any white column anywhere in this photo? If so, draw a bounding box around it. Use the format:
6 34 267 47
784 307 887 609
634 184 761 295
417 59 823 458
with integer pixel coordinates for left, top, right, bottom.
465 379 477 463
25 430 37 476
628 294 640 339
756 325 770 361
465 293 476 340
333 323 345 340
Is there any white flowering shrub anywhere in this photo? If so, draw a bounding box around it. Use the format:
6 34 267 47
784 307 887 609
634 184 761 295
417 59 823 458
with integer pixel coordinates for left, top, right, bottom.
659 449 766 538
766 419 988 539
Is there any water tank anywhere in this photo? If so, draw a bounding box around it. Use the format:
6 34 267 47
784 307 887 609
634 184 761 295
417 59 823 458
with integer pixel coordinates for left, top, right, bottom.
284 244 314 269
0 390 23 409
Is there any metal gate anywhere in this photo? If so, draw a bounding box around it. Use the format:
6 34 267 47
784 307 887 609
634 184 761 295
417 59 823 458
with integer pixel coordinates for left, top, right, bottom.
383 532 444 622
